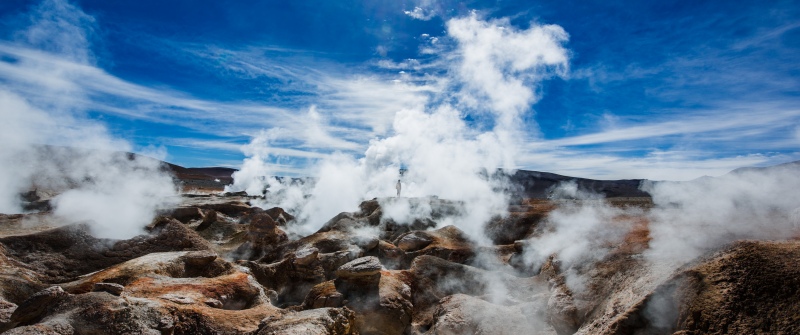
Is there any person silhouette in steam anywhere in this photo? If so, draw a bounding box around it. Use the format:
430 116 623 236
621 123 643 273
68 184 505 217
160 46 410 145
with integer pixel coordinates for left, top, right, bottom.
396 179 401 197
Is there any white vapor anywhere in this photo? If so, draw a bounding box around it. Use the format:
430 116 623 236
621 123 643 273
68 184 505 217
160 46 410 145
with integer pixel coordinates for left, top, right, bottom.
447 13 569 168
643 163 800 264
519 162 800 298
520 182 632 294
229 13 570 241
0 0 178 239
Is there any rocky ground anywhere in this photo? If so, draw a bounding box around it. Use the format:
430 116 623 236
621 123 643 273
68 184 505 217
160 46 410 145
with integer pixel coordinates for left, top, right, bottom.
0 193 797 335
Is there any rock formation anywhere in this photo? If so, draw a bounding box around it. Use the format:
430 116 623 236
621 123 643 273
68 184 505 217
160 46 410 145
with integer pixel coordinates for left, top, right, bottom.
0 192 797 335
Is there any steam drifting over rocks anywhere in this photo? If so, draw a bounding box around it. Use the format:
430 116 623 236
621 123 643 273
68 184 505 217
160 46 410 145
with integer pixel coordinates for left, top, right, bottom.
0 2 798 334
1 161 799 334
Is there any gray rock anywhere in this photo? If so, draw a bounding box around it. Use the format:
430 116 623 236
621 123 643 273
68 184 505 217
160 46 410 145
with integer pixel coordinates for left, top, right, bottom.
266 290 279 305
255 308 355 335
169 207 203 223
3 320 75 335
9 286 70 326
547 285 579 335
160 294 196 305
319 249 361 273
395 232 433 252
196 209 217 231
351 234 380 251
335 256 382 279
204 298 223 308
294 247 319 266
92 282 124 296
428 294 551 335
0 299 16 324
182 250 218 267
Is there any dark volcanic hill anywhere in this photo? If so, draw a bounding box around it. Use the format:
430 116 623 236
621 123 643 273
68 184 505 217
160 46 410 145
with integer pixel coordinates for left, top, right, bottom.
165 163 237 190
509 170 650 199
164 162 652 199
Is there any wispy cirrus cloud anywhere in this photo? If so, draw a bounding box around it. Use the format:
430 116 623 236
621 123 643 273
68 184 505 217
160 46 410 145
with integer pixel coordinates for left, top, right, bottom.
546 103 799 148
0 33 437 162
526 100 800 180
120 38 442 143
519 146 790 181
2 0 797 183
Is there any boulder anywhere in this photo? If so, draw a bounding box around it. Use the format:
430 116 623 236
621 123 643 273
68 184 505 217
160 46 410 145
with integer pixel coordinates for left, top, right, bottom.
409 255 548 329
393 225 476 268
58 251 233 294
254 308 356 335
195 209 217 231
264 207 295 225
232 212 289 260
168 207 203 223
349 270 414 335
600 240 800 335
7 286 69 329
394 231 433 252
0 218 213 284
303 281 344 309
92 282 124 296
547 285 580 335
376 241 404 269
242 256 327 307
295 247 320 266
0 299 16 324
427 294 553 335
335 256 382 280
484 205 551 245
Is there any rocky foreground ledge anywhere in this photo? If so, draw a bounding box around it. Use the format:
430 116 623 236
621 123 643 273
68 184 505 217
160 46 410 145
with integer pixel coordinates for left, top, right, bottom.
0 195 797 334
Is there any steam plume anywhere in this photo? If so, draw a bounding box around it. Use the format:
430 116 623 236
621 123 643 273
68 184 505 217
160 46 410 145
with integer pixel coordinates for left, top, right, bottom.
229 13 570 241
0 0 178 239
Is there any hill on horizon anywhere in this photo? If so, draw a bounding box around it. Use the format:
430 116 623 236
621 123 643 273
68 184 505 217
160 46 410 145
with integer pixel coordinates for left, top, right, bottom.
165 156 800 199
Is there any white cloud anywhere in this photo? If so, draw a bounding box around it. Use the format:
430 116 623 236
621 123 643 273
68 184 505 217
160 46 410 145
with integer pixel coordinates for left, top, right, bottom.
302 105 361 150
518 144 795 181
317 76 436 137
547 104 799 147
513 100 800 180
3 0 795 187
165 138 245 152
0 36 444 161
19 0 97 64
404 7 435 21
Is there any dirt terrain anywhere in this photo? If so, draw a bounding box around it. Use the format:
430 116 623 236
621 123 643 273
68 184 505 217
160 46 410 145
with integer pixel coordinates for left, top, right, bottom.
0 190 797 334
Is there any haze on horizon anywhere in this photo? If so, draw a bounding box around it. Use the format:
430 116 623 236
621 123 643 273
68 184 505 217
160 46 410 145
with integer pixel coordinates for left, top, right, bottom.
0 0 798 181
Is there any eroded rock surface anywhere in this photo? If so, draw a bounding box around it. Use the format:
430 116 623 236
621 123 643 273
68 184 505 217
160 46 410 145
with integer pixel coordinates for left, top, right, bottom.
0 218 212 283
0 196 796 334
599 240 800 335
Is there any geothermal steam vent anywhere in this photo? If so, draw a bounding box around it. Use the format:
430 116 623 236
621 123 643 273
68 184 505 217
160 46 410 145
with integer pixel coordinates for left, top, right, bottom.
0 0 798 334
0 158 798 334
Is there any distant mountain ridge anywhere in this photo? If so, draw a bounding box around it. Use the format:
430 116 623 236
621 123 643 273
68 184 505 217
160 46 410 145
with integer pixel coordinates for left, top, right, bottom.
163 163 236 190
164 161 651 198
508 170 650 199
166 159 800 198
729 160 800 175
14 146 799 199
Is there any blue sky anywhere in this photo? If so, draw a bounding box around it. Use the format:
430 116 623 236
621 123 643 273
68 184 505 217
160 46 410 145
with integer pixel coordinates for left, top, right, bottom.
0 0 798 180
